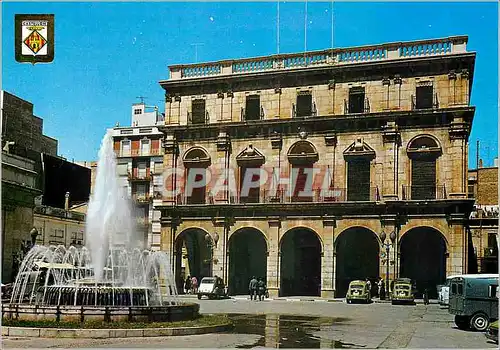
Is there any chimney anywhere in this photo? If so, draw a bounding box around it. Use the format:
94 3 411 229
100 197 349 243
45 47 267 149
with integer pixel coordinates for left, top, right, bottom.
64 192 70 210
479 159 483 168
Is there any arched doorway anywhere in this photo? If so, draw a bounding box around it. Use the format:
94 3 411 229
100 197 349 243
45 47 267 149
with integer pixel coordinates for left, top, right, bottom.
399 227 447 298
182 147 211 204
287 141 319 202
280 228 321 296
407 135 441 200
174 228 212 293
335 227 379 297
228 228 268 295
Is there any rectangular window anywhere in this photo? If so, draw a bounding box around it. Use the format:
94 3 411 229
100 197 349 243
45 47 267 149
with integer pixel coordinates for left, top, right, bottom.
296 92 312 117
457 284 463 295
292 166 313 202
154 162 163 175
488 285 498 298
134 109 142 115
117 163 128 176
245 95 261 121
347 158 371 201
137 162 147 178
451 283 457 294
136 184 146 196
416 85 434 109
140 139 150 155
239 167 260 203
191 99 206 124
52 229 64 238
121 140 131 156
411 158 436 200
348 87 365 114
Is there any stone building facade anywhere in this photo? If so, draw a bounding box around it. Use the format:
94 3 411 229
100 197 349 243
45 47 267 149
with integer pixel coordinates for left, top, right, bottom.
156 36 476 298
33 205 86 248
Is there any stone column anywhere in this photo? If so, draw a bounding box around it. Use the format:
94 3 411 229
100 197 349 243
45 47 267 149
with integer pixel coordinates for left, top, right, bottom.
267 217 281 298
448 114 468 198
159 216 178 291
447 215 467 275
382 122 400 200
211 217 226 281
265 314 280 348
321 216 335 298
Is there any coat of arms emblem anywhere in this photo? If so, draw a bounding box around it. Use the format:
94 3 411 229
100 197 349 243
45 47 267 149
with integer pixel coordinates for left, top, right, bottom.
15 14 54 64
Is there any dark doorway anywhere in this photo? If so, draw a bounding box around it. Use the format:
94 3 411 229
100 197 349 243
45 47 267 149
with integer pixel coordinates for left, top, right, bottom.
239 167 261 203
296 92 313 117
280 228 321 296
415 85 434 109
191 99 206 124
291 165 314 202
228 228 267 295
335 227 379 297
347 158 371 201
174 229 212 293
348 87 366 114
399 227 446 298
411 157 436 200
245 95 261 121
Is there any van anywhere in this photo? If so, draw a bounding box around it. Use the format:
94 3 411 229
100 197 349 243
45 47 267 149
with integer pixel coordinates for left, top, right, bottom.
448 275 498 331
439 274 498 306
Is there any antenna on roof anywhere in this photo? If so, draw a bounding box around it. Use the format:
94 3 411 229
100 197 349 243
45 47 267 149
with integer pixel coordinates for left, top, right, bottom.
136 96 147 103
190 43 205 63
277 0 280 54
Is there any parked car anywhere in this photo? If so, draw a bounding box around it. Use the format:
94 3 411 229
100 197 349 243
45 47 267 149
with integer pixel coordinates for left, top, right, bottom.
485 320 499 344
449 275 498 331
346 280 371 304
391 278 415 305
197 276 227 300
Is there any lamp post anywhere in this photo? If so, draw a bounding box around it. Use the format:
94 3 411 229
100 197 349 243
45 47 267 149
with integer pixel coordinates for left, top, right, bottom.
380 229 396 299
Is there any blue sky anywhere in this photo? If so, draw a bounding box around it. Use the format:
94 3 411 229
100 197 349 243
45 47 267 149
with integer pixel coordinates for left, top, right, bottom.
2 1 498 167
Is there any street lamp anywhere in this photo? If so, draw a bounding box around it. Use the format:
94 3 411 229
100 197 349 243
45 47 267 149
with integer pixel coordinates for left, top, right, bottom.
380 229 396 299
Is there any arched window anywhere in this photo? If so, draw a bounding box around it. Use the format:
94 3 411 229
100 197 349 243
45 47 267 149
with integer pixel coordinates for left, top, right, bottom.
287 141 319 202
182 148 211 204
407 136 441 200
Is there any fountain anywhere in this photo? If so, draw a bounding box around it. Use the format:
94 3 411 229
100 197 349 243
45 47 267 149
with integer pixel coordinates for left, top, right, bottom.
3 132 199 323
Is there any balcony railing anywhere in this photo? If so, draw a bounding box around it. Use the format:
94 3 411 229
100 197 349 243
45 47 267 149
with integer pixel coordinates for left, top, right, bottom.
344 98 370 114
132 194 151 203
411 93 439 110
128 172 152 181
171 187 381 204
117 149 162 157
168 36 466 80
188 111 209 125
401 185 447 200
240 107 264 122
292 103 318 118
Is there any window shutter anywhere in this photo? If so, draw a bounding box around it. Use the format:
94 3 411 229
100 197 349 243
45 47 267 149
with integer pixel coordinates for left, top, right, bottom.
411 158 436 199
347 159 370 201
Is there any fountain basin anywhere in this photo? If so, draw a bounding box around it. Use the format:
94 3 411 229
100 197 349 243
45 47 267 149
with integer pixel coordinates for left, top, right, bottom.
2 303 199 323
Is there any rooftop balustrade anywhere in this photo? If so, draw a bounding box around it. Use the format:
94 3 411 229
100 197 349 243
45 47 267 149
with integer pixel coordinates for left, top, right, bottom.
167 36 468 81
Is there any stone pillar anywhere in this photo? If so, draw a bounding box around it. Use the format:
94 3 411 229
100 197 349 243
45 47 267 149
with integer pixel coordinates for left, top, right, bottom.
159 216 178 290
265 314 280 348
382 121 400 200
212 217 226 281
448 114 468 198
447 215 467 275
267 217 281 298
321 216 335 298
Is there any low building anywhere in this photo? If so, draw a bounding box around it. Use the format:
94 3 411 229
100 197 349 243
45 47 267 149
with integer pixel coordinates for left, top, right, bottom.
468 162 498 273
33 205 86 248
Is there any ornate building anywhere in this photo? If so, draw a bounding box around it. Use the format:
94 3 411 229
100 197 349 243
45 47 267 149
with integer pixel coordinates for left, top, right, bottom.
156 36 476 298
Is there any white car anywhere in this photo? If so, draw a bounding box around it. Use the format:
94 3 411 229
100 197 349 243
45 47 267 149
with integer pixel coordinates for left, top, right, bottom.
197 277 227 300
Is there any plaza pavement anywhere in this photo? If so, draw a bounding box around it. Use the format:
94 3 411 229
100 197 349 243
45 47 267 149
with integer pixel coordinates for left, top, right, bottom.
2 297 496 349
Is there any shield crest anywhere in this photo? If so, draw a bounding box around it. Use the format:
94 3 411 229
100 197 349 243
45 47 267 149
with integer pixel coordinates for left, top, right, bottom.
15 14 54 64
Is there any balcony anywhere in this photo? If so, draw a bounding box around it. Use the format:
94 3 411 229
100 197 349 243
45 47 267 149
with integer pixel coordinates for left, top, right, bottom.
344 98 370 114
411 93 439 110
132 194 151 203
127 172 152 182
401 185 447 200
188 111 209 125
168 36 466 80
172 187 381 205
117 149 163 158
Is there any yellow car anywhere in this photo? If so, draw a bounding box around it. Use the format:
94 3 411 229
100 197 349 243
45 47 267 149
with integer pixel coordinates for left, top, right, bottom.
346 280 371 304
391 278 415 305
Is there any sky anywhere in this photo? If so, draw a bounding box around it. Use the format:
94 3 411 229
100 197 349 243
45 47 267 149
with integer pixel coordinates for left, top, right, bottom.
2 1 498 168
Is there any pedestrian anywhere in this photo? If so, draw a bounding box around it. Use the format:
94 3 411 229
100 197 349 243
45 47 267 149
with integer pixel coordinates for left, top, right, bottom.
423 288 429 305
257 277 267 301
191 276 198 294
380 280 386 300
184 275 192 294
248 276 258 300
366 278 372 294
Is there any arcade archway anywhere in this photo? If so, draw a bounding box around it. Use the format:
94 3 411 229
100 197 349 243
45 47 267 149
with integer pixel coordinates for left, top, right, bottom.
399 227 447 298
174 228 212 293
335 227 380 297
228 228 268 295
280 227 321 296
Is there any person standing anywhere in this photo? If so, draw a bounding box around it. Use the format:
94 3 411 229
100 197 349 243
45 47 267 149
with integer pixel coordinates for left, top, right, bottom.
248 276 258 300
184 275 192 294
423 288 430 305
257 277 267 301
191 276 198 294
380 280 386 300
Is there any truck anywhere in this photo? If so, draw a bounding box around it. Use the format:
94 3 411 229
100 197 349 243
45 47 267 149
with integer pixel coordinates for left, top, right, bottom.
448 275 498 331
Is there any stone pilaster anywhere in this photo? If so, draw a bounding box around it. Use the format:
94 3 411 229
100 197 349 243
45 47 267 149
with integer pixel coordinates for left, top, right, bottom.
321 216 335 298
447 214 467 275
211 217 226 282
160 216 179 275
381 121 400 200
448 114 468 198
266 217 281 298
